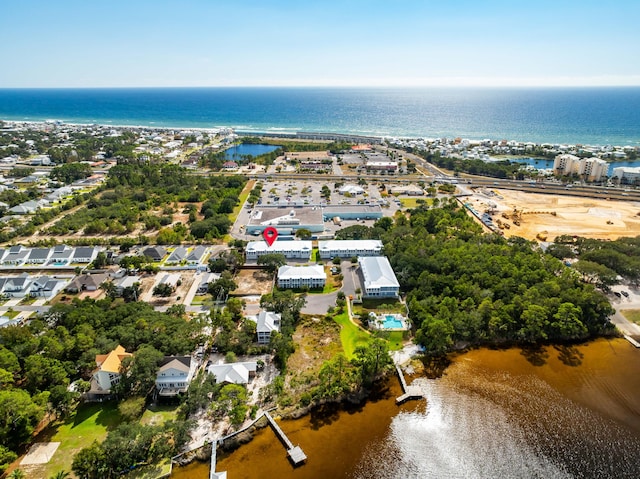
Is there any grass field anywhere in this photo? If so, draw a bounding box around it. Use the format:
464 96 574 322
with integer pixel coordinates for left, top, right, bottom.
332 311 371 359
621 309 640 326
397 197 431 208
140 404 179 427
32 402 123 478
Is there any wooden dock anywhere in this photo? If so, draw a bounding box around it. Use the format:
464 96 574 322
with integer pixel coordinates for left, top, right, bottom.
264 411 307 465
209 438 227 479
623 334 640 348
395 364 424 404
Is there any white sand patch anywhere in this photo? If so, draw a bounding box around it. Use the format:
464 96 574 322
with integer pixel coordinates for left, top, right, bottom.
20 442 60 465
588 208 622 219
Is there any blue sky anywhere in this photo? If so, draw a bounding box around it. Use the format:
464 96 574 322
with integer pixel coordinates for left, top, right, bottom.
1 0 639 88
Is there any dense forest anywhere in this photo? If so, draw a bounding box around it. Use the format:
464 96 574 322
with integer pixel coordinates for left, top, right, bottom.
340 198 615 354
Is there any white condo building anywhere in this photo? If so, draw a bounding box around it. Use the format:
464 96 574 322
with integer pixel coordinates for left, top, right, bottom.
612 166 640 184
554 154 608 182
277 264 326 289
358 256 400 298
246 240 312 261
318 240 383 259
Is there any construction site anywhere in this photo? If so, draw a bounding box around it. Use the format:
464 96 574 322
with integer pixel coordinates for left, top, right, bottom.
465 187 640 242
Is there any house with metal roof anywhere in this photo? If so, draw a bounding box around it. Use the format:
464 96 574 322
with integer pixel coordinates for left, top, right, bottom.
248 311 281 344
277 264 326 289
357 256 400 298
143 246 167 262
29 275 67 297
208 361 257 385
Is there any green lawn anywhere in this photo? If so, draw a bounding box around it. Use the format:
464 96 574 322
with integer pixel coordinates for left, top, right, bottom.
37 402 124 478
332 312 371 359
397 197 431 208
622 309 640 326
140 404 178 427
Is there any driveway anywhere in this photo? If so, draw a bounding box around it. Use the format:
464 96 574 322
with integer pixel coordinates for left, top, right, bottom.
301 291 338 315
341 260 359 298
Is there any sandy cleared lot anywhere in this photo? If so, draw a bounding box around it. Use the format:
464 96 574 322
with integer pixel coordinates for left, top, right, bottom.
469 189 640 241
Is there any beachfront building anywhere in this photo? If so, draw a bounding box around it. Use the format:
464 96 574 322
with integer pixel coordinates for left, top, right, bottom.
580 157 608 182
277 264 326 289
612 166 640 185
245 240 312 261
318 239 383 259
357 256 400 298
155 356 197 397
553 154 607 182
553 154 581 176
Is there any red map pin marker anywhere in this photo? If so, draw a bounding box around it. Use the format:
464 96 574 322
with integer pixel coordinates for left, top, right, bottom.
263 226 278 247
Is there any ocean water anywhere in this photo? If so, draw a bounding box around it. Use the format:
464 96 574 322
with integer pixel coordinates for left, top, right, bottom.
1 87 640 145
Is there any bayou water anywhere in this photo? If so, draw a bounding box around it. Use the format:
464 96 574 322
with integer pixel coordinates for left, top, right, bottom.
172 338 640 478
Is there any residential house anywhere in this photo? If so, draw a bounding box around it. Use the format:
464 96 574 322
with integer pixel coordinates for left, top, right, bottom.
357 256 400 298
90 345 133 396
113 275 141 296
72 247 98 264
48 244 74 265
155 356 197 397
143 246 167 262
318 240 383 259
158 273 181 290
250 311 281 344
245 240 312 261
277 264 326 289
208 361 257 385
186 245 208 265
30 276 66 298
1 246 29 266
196 272 219 294
65 273 109 293
166 246 187 264
26 248 51 265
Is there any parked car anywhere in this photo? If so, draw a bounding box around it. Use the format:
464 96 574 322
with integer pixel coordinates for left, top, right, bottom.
621 291 629 297
614 291 622 298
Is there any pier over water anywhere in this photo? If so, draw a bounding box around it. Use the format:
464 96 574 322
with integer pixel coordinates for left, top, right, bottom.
264 411 307 465
395 364 424 404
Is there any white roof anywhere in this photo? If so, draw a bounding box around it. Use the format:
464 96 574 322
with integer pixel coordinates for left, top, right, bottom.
277 264 326 280
358 256 400 289
250 311 281 334
338 184 365 194
318 239 383 252
246 240 312 254
208 362 257 384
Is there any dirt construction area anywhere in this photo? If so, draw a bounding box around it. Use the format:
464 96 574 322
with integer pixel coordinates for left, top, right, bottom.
469 189 640 241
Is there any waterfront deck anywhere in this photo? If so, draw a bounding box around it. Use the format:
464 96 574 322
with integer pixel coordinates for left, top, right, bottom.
395 364 424 404
264 411 308 465
209 438 227 479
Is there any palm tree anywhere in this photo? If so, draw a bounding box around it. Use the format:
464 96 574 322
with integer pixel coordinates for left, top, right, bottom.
8 469 25 479
49 471 70 479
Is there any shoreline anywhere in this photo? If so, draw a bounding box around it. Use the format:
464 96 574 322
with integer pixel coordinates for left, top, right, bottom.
2 118 639 150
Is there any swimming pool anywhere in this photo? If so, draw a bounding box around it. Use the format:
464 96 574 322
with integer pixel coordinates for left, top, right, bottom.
382 315 404 329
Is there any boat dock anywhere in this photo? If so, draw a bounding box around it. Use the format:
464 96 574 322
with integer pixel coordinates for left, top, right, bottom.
264 411 307 465
209 438 226 479
395 364 424 404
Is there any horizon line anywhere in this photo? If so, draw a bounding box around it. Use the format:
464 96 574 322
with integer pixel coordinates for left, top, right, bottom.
2 84 640 90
